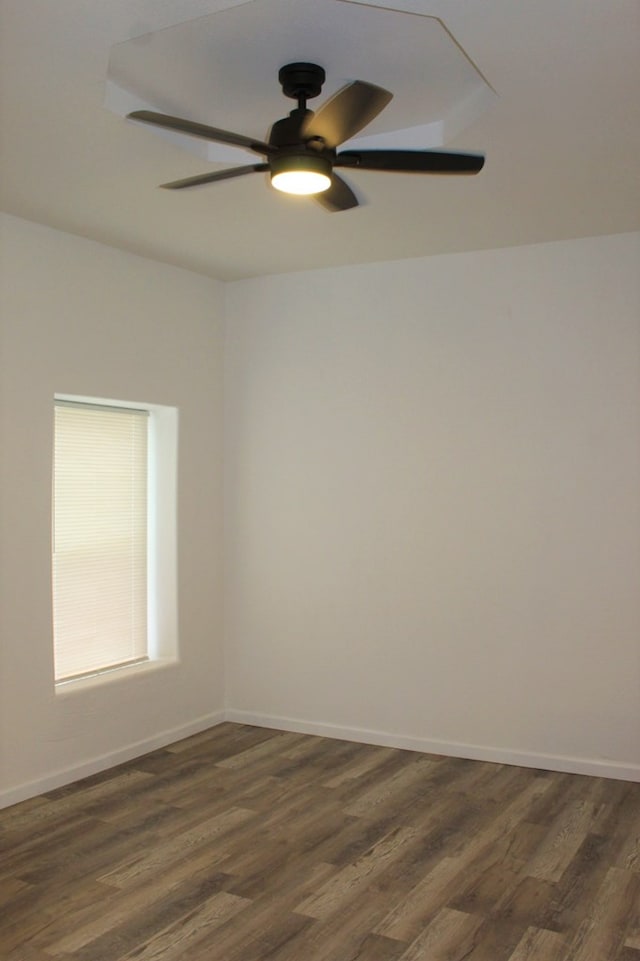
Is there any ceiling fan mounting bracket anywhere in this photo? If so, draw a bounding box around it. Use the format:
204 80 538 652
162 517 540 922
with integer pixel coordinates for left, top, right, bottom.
278 62 326 102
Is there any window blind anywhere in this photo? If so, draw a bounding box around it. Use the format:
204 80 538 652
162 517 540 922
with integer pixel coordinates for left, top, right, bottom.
53 401 148 681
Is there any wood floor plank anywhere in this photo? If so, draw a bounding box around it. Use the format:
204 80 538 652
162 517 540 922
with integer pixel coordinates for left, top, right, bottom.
613 803 640 873
220 809 353 898
149 764 255 811
626 916 640 950
295 825 418 919
396 907 484 961
343 757 436 818
43 768 154 811
5 815 144 886
2 946 55 961
312 810 403 871
262 886 406 961
564 866 640 961
525 799 596 882
38 862 230 954
506 926 567 960
329 749 427 810
181 862 332 961
97 806 256 887
189 907 313 961
112 890 249 961
375 777 553 942
163 721 275 756
0 809 104 875
215 730 309 769
374 854 465 941
0 876 30 905
0 796 51 832
276 732 359 765
588 778 636 836
533 830 617 935
450 820 548 918
323 745 399 788
0 877 112 955
57 864 231 955
47 868 238 961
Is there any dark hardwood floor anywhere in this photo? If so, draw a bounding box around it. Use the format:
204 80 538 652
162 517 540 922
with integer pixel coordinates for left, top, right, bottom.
1 722 639 960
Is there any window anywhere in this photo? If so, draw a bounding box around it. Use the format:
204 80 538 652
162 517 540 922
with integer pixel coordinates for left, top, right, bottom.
52 396 177 684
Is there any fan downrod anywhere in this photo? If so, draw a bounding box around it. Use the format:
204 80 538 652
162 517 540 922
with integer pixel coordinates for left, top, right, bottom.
278 62 326 105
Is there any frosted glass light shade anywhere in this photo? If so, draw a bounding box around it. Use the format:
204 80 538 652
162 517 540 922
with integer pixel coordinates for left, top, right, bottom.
271 155 331 195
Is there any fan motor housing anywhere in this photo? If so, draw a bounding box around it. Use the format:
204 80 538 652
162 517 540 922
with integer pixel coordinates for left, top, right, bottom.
268 109 313 148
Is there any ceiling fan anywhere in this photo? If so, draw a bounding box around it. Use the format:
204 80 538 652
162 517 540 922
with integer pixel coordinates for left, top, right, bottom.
127 62 485 212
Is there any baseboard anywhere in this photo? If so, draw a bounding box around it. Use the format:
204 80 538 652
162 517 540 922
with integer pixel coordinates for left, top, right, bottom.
0 710 226 810
225 709 640 783
4 706 638 809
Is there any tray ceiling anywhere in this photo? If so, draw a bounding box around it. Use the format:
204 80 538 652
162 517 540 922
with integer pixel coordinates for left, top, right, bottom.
1 0 638 280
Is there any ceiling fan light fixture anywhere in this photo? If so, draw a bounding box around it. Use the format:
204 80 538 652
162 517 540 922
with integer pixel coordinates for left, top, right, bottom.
128 64 484 212
270 154 331 195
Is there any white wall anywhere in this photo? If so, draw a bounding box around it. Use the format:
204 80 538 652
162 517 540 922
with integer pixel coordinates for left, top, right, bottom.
2 221 638 801
224 232 640 780
0 214 225 805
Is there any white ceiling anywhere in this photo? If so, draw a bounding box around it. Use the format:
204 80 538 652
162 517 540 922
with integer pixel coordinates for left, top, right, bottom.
1 0 639 281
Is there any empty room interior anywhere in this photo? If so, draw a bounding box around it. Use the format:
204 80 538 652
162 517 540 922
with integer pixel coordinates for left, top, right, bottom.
1 0 639 959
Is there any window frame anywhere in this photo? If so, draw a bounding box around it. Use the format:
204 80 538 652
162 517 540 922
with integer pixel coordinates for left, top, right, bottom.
52 393 178 689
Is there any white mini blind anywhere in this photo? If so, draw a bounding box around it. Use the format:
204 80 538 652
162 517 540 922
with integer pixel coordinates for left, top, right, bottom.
53 401 148 682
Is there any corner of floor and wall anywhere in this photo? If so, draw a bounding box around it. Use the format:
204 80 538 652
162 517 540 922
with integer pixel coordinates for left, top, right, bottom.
1 214 639 808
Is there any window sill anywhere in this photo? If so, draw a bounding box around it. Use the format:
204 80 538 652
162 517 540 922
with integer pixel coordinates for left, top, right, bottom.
54 657 179 695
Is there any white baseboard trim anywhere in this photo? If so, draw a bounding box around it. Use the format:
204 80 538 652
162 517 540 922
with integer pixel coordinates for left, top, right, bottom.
0 710 226 810
3 706 638 809
225 709 640 783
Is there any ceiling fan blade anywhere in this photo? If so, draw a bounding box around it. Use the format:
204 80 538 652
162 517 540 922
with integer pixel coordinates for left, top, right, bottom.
336 150 485 174
313 173 359 212
128 110 274 156
303 81 392 148
160 164 268 190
